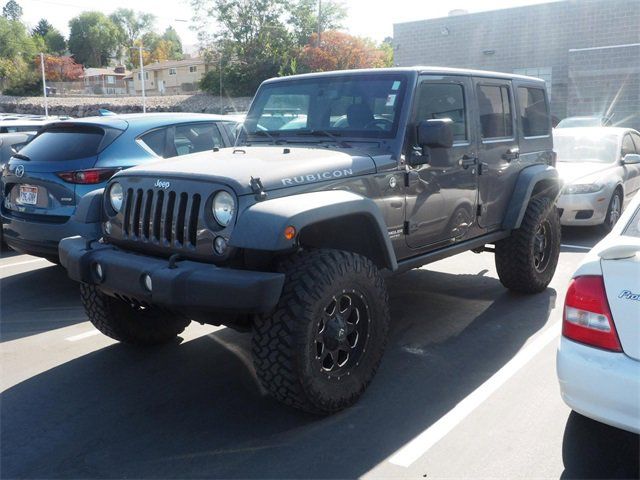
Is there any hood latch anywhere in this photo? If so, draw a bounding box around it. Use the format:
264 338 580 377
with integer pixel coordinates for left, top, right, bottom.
250 176 268 201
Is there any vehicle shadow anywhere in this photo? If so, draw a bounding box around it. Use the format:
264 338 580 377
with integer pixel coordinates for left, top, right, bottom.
0 264 85 342
560 411 639 479
561 225 606 249
1 267 555 478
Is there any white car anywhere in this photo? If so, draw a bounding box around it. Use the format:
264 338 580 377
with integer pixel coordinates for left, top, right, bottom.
554 127 640 231
557 192 640 434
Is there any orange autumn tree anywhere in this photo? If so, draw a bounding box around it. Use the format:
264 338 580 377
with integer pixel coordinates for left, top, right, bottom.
35 55 83 82
296 31 392 73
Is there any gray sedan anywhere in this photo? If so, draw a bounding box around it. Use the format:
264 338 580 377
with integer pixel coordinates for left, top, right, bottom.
555 127 640 231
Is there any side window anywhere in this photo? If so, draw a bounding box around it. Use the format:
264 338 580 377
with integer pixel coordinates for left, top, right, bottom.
622 135 636 157
139 128 166 157
631 133 640 153
517 87 549 137
477 85 513 139
173 123 223 156
415 82 467 141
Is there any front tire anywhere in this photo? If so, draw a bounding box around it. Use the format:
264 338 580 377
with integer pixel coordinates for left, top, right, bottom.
80 284 190 345
252 249 390 414
495 196 561 294
602 189 622 233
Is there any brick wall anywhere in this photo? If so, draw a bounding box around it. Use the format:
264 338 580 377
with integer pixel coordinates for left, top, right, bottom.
393 0 640 126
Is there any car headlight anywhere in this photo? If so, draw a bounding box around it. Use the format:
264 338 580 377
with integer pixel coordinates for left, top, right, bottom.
212 191 235 226
108 182 124 212
563 183 604 195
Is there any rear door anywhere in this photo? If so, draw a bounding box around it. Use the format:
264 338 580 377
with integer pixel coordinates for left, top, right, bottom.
474 79 519 228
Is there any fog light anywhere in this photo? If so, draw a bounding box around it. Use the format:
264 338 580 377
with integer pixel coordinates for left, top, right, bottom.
142 274 152 292
93 262 104 282
214 236 227 255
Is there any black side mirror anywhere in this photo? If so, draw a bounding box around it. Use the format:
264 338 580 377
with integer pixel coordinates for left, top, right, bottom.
417 119 454 150
409 119 454 167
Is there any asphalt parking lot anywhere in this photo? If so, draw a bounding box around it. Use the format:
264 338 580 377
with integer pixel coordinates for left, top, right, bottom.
1 227 638 479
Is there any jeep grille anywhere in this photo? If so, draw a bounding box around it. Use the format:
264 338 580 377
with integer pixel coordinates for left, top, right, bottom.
122 188 201 247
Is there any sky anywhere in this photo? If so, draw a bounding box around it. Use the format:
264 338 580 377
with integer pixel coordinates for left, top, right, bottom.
17 0 559 50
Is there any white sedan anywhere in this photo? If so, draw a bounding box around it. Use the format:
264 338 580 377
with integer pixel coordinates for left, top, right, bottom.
557 192 640 434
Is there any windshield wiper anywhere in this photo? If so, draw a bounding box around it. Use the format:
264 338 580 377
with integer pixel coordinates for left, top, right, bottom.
11 153 31 161
294 130 351 148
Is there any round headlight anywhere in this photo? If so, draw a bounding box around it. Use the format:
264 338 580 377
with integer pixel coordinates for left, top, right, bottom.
109 182 124 212
212 191 235 227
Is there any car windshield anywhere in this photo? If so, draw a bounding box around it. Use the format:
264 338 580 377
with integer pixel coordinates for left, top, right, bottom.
623 205 640 238
241 74 408 141
556 117 604 128
553 132 618 163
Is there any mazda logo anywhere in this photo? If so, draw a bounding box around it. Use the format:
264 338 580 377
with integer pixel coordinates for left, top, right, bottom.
15 165 24 178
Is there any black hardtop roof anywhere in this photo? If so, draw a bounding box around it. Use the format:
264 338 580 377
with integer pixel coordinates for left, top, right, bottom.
263 66 546 85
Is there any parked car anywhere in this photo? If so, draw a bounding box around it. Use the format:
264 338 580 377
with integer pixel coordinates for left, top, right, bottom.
557 190 640 434
1 113 238 262
555 127 640 231
556 115 612 129
58 67 561 413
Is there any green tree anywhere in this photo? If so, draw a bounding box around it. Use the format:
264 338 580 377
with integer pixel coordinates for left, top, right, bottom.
44 29 66 55
2 0 22 21
161 26 183 59
32 18 52 37
68 11 120 67
191 0 294 96
0 16 36 59
289 0 346 46
109 8 155 63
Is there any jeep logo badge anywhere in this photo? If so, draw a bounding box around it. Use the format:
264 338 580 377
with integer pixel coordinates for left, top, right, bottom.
154 179 170 189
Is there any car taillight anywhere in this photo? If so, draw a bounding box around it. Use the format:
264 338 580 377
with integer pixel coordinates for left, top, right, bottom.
563 275 622 352
56 168 119 184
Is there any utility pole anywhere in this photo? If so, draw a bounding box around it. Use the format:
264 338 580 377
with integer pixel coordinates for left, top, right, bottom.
219 55 223 114
40 52 48 117
317 0 322 47
138 45 146 113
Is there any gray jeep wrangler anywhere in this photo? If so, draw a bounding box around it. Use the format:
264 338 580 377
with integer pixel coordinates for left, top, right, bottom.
60 67 561 414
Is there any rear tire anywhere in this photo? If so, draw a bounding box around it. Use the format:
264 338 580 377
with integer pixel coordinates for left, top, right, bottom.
252 249 390 414
80 284 190 345
495 196 561 294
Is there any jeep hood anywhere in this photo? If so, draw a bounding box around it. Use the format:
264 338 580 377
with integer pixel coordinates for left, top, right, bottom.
118 146 377 195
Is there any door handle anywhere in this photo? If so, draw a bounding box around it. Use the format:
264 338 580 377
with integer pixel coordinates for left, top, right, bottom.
459 155 477 169
502 147 520 161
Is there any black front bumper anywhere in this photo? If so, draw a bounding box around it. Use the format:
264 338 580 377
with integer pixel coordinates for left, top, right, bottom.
59 236 285 314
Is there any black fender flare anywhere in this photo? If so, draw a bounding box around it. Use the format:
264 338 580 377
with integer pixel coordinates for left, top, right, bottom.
229 190 398 271
71 188 104 224
502 164 562 230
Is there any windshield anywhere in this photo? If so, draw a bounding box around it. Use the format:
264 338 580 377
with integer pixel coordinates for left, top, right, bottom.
241 74 408 141
556 117 604 128
553 132 618 163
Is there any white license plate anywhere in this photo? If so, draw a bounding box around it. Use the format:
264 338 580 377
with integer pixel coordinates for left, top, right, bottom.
19 185 38 205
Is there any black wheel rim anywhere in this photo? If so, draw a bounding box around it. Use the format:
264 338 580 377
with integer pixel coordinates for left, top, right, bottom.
533 220 552 273
314 290 371 378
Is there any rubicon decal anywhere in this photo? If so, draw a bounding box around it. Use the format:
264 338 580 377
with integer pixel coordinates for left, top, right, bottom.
618 290 640 301
281 169 354 186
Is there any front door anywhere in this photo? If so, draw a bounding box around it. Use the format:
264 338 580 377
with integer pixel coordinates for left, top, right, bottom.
473 79 519 228
405 76 479 249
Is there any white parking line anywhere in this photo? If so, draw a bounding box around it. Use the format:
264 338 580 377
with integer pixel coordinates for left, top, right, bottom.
0 258 49 269
388 323 561 468
561 244 592 251
65 330 100 342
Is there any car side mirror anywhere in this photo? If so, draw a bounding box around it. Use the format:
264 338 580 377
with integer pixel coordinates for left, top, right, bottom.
622 153 640 165
409 119 454 167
